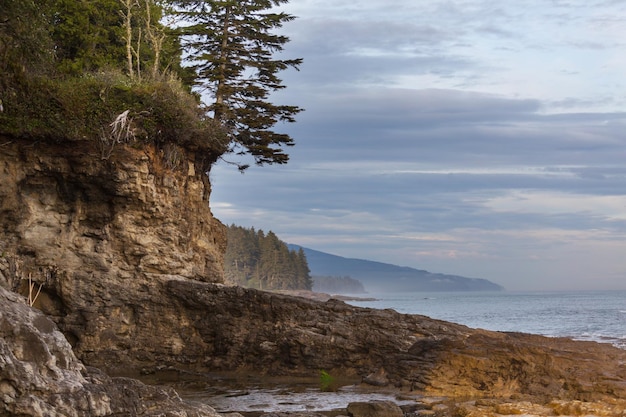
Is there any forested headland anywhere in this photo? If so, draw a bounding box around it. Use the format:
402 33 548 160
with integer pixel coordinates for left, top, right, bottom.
224 224 312 290
225 225 371 293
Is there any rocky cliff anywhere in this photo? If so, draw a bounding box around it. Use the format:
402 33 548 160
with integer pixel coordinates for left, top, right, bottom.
0 137 225 284
1 136 626 416
0 137 226 362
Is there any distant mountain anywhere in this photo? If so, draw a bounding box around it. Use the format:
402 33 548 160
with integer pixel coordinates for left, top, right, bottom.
310 275 367 294
289 245 504 293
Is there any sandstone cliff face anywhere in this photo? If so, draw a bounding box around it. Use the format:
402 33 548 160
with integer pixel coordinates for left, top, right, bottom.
0 138 225 284
0 137 226 362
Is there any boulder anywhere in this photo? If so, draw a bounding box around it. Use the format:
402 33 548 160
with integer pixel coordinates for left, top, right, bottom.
347 401 404 417
0 285 220 417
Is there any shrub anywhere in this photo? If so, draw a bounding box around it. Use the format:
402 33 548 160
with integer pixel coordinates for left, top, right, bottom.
0 69 229 163
319 370 337 392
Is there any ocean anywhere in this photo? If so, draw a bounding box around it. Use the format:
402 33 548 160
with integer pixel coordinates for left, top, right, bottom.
346 290 626 350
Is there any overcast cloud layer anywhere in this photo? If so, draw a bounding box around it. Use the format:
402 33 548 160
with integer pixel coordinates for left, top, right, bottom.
210 0 626 291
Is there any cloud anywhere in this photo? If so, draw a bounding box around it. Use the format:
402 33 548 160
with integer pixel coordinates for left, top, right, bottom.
484 191 626 221
280 18 475 89
210 0 626 291
279 88 626 171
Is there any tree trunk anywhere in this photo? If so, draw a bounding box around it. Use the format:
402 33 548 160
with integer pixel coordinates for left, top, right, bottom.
213 5 231 121
144 0 165 78
122 0 134 78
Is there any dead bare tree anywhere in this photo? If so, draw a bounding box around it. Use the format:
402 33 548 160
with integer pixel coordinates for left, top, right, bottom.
120 0 138 78
143 0 167 78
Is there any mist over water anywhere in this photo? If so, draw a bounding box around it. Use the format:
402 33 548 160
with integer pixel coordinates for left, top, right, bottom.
346 290 626 350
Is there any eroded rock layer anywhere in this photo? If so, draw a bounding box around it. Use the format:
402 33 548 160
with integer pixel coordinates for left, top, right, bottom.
0 139 225 285
160 281 626 403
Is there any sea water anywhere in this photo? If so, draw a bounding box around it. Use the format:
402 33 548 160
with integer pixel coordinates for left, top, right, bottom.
346 290 626 349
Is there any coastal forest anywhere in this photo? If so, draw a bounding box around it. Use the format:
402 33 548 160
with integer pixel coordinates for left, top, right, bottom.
0 0 302 170
224 224 313 290
225 225 368 293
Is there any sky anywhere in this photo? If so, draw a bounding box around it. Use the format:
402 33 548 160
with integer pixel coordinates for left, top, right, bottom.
209 0 626 292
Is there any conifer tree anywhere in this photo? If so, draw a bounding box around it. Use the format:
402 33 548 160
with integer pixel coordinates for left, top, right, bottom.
224 224 312 290
173 0 303 168
295 247 312 289
52 0 126 74
52 0 185 79
1 0 54 78
224 224 260 285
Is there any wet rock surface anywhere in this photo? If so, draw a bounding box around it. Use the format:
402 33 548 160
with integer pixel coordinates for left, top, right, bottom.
347 401 404 417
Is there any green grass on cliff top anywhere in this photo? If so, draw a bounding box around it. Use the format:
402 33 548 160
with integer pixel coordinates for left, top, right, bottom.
0 69 228 158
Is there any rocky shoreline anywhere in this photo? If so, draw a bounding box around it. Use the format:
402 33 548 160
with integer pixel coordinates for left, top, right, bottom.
165 371 626 417
3 283 626 416
1 138 625 416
